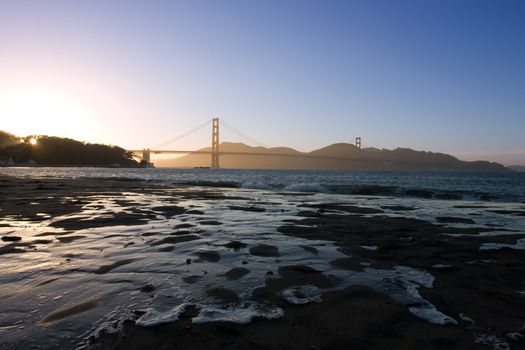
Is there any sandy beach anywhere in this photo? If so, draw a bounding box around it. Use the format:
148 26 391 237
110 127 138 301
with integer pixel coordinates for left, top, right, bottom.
1 175 524 350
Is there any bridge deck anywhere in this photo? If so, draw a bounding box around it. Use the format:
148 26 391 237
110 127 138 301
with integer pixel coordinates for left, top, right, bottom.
129 150 371 160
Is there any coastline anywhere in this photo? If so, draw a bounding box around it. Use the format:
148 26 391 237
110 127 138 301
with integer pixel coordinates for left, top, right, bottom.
0 175 524 349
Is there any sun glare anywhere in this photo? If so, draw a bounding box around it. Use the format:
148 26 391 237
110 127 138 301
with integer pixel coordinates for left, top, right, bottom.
0 87 94 139
29 138 37 145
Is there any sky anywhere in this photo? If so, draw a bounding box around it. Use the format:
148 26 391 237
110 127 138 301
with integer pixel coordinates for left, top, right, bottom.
0 0 524 165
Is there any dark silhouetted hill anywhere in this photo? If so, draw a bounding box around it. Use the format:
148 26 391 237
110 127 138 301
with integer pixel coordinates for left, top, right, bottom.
155 142 509 172
0 132 138 167
0 131 18 148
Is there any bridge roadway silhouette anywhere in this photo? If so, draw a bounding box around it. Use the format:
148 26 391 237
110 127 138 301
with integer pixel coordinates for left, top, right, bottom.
129 118 362 168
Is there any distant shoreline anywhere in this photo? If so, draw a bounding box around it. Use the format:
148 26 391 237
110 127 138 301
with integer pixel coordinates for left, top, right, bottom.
0 164 515 172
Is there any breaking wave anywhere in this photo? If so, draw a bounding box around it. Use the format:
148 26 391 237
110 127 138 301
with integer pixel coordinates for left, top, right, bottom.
283 182 328 193
169 180 516 202
240 181 273 190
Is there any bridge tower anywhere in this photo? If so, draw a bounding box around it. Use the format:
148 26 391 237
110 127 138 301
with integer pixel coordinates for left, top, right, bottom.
142 148 151 163
355 137 362 149
211 118 220 168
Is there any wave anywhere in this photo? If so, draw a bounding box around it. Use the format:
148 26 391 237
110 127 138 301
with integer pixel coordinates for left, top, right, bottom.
283 182 328 193
164 179 519 203
240 181 273 190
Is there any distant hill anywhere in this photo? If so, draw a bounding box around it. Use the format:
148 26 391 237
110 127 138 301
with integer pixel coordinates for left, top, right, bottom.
0 131 138 167
508 165 525 172
155 142 509 172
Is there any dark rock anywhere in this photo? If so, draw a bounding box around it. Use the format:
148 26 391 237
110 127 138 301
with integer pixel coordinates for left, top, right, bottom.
158 245 175 252
2 236 21 242
381 205 417 211
199 220 222 226
300 245 319 255
196 250 221 262
229 206 266 212
223 241 248 251
224 267 250 281
436 217 475 224
205 287 240 304
174 223 195 229
249 244 280 257
182 275 200 284
150 235 200 246
140 284 155 293
186 210 204 215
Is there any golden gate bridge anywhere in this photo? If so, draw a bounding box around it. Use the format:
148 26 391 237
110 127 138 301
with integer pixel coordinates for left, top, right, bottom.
128 118 362 168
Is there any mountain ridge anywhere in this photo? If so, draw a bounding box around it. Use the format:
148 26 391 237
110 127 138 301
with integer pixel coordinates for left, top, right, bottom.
155 142 509 172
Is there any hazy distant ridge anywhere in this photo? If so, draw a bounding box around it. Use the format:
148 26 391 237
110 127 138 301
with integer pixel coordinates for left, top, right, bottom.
508 165 525 172
156 142 509 172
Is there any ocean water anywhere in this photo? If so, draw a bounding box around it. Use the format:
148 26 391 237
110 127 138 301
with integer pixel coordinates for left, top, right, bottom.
1 168 525 349
1 167 525 203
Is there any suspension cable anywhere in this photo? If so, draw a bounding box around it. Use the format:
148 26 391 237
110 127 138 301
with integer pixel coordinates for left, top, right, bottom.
221 119 269 148
151 119 212 149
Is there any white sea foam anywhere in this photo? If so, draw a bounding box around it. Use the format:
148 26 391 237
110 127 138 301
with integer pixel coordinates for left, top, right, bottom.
136 303 192 327
76 304 135 350
283 182 327 193
281 285 322 305
474 334 510 350
385 266 456 325
408 306 458 325
507 332 524 341
360 245 378 251
480 238 525 251
192 303 284 325
459 313 476 329
335 265 457 325
393 266 434 288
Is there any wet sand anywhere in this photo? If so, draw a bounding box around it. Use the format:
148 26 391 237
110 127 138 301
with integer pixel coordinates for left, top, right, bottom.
1 176 524 350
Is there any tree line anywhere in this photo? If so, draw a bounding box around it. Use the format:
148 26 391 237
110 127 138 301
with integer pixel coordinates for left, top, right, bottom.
0 131 138 167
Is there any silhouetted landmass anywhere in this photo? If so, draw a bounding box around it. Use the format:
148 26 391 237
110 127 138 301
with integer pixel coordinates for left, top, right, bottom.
0 131 512 171
0 131 138 167
156 142 509 172
508 165 525 172
0 131 18 148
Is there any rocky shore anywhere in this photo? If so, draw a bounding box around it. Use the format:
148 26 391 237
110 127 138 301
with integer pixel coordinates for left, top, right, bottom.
0 176 524 350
